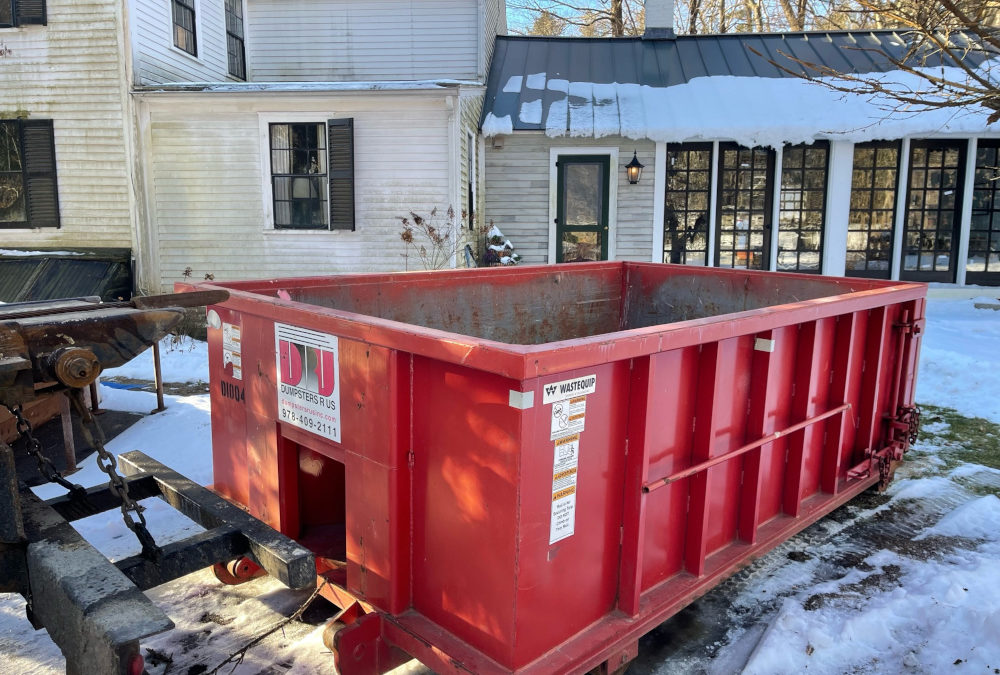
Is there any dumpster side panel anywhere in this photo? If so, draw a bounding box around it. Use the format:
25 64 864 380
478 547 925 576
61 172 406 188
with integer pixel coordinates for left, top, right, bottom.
636 347 699 592
411 356 521 665
206 305 250 507
244 314 284 528
514 361 630 667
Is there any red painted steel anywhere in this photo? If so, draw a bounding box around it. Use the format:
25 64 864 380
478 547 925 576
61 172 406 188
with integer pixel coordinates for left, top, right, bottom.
185 261 926 675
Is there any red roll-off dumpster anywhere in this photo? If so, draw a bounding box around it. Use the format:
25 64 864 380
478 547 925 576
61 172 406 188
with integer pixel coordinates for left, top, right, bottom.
186 262 925 675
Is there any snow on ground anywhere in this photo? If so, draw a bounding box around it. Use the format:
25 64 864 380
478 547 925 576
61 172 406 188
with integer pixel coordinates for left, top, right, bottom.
1 296 999 674
102 335 209 384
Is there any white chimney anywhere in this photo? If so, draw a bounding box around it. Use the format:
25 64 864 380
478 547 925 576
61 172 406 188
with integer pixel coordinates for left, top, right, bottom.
644 0 676 39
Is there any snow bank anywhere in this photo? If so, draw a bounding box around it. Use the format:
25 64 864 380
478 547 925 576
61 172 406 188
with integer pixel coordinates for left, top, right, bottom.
919 495 1000 541
916 298 1000 424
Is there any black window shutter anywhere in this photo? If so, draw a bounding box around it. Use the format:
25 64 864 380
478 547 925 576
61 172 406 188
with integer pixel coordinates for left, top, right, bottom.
327 118 355 231
21 119 60 228
16 0 47 25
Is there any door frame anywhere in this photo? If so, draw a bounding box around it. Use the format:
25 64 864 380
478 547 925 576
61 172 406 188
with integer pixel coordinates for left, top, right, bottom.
900 138 967 283
549 147 618 263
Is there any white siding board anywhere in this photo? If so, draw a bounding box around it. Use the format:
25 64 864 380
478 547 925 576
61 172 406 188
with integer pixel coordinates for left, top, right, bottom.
142 93 455 290
130 0 232 84
246 0 479 82
0 0 133 251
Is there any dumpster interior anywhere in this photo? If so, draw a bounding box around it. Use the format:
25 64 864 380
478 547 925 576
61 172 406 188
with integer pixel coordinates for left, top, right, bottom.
260 263 888 345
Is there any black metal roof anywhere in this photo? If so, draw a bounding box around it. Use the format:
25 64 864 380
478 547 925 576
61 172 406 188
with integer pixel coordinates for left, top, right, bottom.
0 248 133 302
481 30 981 133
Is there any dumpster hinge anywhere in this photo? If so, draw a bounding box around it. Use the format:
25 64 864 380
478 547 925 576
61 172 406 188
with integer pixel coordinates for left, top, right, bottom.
846 405 920 490
407 450 414 469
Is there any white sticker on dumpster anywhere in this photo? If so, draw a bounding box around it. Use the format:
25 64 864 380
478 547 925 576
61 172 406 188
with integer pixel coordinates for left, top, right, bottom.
275 323 341 443
543 374 596 404
551 395 587 440
550 434 580 544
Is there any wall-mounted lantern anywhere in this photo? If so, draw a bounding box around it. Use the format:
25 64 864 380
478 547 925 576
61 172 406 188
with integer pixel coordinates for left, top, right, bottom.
625 151 645 184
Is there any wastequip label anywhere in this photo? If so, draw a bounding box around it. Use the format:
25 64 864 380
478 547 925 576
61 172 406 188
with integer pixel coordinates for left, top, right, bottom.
275 323 341 443
542 374 597 405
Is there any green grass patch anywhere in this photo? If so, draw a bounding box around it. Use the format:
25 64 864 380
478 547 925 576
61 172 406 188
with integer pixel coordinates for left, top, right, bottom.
916 403 1000 472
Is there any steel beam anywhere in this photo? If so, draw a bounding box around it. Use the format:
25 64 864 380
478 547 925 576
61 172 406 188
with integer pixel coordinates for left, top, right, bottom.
19 489 173 675
118 451 315 589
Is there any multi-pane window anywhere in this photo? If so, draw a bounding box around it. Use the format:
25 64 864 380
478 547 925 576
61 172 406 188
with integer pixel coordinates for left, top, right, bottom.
225 0 246 80
846 142 899 278
902 140 965 282
777 142 828 273
0 121 25 225
172 0 197 56
270 123 328 229
968 140 1000 284
0 119 60 229
663 143 711 265
716 144 774 270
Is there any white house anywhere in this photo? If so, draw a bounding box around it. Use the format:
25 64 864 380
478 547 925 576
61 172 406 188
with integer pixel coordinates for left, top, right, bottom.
2 0 505 294
0 0 138 298
129 0 504 291
480 3 999 286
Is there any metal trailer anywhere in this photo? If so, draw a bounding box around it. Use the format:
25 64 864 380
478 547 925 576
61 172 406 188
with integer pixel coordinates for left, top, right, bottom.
190 262 926 675
0 293 315 675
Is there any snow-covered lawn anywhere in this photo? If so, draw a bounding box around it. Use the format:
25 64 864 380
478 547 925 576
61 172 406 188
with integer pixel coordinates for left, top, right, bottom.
1 297 999 674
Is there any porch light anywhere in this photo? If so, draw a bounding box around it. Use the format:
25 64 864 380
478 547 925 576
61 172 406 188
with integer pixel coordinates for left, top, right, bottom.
625 151 645 184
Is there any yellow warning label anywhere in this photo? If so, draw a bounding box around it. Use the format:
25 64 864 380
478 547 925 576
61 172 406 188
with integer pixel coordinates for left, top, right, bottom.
552 486 577 501
568 413 585 422
555 434 580 447
553 468 578 482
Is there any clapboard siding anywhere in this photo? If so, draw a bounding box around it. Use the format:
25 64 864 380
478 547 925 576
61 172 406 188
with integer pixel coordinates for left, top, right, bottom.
143 94 454 289
246 0 479 82
0 0 133 249
484 135 655 264
480 0 505 82
130 0 231 84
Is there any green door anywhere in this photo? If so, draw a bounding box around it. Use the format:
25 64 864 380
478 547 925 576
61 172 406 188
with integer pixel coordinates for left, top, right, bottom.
556 155 610 262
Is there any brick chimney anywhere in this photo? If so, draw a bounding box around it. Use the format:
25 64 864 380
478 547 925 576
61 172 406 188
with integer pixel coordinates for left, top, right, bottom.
644 0 676 39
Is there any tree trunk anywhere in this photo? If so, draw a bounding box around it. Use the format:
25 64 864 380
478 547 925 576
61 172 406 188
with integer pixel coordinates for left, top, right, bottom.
611 0 625 36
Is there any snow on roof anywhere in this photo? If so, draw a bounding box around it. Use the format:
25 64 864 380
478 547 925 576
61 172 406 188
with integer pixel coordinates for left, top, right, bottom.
482 32 996 147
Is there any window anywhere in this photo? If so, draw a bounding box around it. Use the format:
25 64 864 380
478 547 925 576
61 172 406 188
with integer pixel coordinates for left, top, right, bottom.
1 0 46 27
663 143 711 265
716 144 774 270
268 119 354 231
968 140 1000 284
902 140 965 282
225 0 246 80
0 119 60 229
777 142 828 273
172 0 196 56
846 141 899 278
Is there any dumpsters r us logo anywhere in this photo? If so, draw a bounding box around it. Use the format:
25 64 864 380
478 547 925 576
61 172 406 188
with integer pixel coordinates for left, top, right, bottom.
275 323 341 442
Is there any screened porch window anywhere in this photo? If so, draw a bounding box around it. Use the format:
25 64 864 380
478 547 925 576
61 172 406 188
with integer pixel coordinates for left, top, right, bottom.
716 144 774 270
777 142 828 273
270 123 328 229
172 0 197 56
664 143 711 265
968 140 1000 284
846 142 899 278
